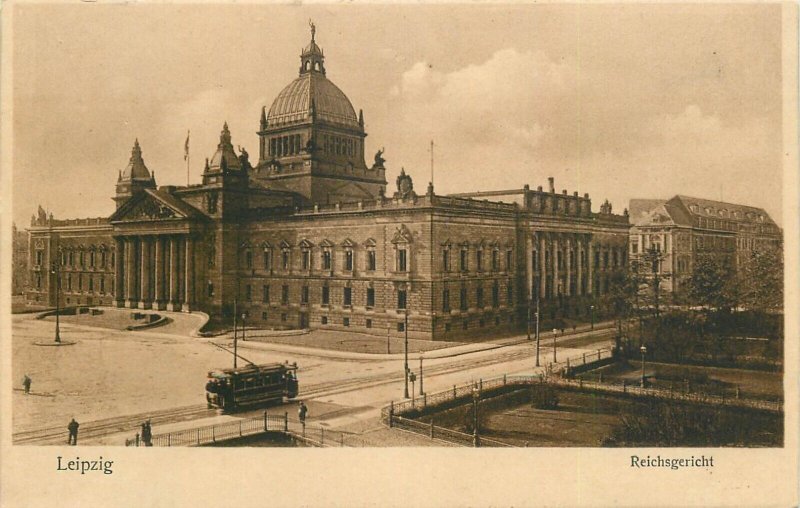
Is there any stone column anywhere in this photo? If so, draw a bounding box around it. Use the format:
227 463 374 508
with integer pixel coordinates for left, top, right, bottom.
565 237 572 297
167 236 179 311
154 237 165 310
125 238 137 308
139 236 152 309
526 234 534 305
587 238 594 296
551 234 559 298
183 235 194 311
539 235 547 299
576 236 583 296
114 237 125 307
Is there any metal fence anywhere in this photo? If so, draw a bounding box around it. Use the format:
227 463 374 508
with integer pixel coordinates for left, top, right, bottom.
380 345 782 446
124 412 352 447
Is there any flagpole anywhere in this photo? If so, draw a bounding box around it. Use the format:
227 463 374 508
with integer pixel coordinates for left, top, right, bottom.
185 130 190 186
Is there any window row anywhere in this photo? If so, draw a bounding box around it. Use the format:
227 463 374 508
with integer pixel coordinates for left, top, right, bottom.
321 135 356 157
442 247 513 273
34 274 111 293
242 283 406 310
441 281 514 312
270 134 303 157
243 247 407 273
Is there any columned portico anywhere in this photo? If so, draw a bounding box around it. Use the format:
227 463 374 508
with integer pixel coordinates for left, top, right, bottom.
124 238 138 308
139 236 152 309
167 235 180 311
114 237 125 307
154 237 165 310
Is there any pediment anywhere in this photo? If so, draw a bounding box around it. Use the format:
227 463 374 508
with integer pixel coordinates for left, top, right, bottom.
110 193 187 222
319 239 335 248
341 238 355 248
363 238 377 248
299 238 314 249
391 225 413 244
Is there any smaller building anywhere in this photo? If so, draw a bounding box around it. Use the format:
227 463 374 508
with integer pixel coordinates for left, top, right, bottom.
12 222 29 295
628 195 782 294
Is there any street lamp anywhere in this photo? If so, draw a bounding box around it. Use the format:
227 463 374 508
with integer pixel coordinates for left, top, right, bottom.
552 328 558 363
590 304 595 331
241 312 247 342
640 345 648 387
419 353 424 395
403 287 409 400
534 306 540 367
50 260 61 343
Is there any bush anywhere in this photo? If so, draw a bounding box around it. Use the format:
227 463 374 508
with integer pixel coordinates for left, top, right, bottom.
530 383 559 410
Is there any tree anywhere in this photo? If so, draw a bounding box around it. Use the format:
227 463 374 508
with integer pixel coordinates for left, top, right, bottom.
687 255 737 311
607 267 637 347
738 245 783 312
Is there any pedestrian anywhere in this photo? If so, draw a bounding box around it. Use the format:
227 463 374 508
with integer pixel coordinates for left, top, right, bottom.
22 374 31 394
141 420 152 446
67 418 79 445
298 401 308 426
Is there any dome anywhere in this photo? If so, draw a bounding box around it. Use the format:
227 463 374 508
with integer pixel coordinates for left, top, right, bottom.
121 139 152 180
267 72 360 130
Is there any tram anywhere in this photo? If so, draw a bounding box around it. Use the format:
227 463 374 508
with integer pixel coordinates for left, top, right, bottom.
205 362 299 412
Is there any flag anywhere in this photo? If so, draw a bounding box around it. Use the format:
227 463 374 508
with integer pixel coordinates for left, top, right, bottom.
183 130 190 161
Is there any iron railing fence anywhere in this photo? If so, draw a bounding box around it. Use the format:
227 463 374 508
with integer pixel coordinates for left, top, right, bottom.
124 413 352 447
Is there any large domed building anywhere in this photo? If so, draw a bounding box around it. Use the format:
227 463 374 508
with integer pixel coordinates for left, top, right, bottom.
25 25 630 340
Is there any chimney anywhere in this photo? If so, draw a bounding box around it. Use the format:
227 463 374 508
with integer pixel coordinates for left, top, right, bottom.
548 177 555 193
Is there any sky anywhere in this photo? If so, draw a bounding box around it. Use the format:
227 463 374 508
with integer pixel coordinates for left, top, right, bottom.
10 3 784 227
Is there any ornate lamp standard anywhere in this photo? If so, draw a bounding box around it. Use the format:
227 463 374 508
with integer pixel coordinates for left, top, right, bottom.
419 352 424 396
590 304 595 331
472 385 480 447
640 344 648 387
50 259 61 343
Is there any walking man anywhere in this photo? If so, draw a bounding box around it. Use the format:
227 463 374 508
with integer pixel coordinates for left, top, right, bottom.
22 374 31 394
67 418 79 445
298 401 308 428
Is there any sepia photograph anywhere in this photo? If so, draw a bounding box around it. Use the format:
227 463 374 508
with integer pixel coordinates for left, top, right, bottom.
1 2 797 507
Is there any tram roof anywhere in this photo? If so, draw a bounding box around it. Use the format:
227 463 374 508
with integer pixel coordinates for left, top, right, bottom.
208 362 297 378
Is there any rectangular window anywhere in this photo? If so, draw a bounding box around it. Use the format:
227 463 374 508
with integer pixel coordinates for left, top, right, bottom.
460 248 468 271
90 251 95 268
367 250 376 271
261 311 268 320
507 250 513 271
281 284 289 304
397 249 408 272
36 250 43 266
477 287 484 308
80 252 85 267
302 251 310 270
246 251 253 269
343 317 350 327
492 284 499 308
208 282 214 297
262 285 270 303
345 251 353 271
442 249 450 271
632 242 639 254
99 276 105 293
322 251 332 270
476 250 483 271
507 282 513 305
594 251 600 268
88 277 94 292
322 286 330 305
245 284 252 301
366 287 375 308
492 250 499 271
397 289 407 310
321 316 328 325
68 275 72 291
282 251 290 270
343 287 352 306
281 313 287 322
366 319 372 329
263 250 272 270
460 287 468 311
442 288 450 311
301 286 309 304
397 322 405 332
101 251 106 267
78 274 83 291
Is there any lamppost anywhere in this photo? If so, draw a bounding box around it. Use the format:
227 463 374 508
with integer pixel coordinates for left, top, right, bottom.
50 260 61 343
590 304 595 331
472 386 480 447
552 328 558 362
640 344 647 387
241 312 247 342
403 288 409 399
233 296 238 369
535 291 541 367
419 353 424 396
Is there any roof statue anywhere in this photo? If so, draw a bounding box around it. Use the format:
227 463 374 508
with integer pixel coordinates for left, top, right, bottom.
394 167 416 200
374 148 386 168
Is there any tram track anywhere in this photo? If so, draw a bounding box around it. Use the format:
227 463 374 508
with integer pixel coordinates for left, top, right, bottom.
14 333 612 445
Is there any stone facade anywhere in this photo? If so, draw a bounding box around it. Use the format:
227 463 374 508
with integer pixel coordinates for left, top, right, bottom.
628 195 782 294
24 27 630 339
